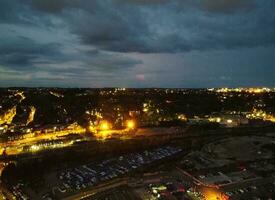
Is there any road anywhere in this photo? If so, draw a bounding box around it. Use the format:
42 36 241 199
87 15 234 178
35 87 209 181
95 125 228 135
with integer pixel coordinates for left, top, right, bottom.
0 127 86 156
63 178 129 200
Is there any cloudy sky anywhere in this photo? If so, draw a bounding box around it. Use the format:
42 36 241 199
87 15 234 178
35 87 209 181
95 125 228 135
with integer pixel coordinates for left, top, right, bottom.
0 0 274 88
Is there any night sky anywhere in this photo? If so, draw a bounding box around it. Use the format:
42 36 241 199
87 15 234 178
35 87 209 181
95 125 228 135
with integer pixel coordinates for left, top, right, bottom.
0 0 275 88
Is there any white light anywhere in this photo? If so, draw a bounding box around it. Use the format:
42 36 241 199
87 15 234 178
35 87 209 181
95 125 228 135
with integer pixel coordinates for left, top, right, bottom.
227 119 233 123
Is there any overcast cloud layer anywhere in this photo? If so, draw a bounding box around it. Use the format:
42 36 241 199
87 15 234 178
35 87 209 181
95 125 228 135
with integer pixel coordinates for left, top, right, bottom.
0 0 274 87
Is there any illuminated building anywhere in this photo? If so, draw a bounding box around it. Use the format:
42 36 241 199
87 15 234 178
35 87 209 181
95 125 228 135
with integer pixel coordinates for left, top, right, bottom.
0 106 17 125
208 114 249 127
26 106 36 125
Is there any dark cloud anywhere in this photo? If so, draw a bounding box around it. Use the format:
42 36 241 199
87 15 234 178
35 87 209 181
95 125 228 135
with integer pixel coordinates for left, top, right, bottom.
114 0 254 13
27 0 69 13
0 0 23 23
201 0 253 13
113 0 169 6
33 0 275 53
0 36 61 70
1 0 274 53
85 53 142 72
0 33 142 78
0 0 274 87
96 0 273 52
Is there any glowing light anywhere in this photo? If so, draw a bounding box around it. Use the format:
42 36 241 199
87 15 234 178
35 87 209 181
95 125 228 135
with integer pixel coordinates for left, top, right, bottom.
143 108 148 112
178 114 187 121
26 106 36 125
0 106 17 125
202 187 229 200
209 117 221 123
99 120 110 131
126 120 135 129
30 145 40 151
227 119 233 124
215 87 272 93
246 109 275 123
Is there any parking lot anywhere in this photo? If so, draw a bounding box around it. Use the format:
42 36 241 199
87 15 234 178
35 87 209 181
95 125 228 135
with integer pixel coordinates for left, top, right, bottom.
55 146 182 196
224 180 275 199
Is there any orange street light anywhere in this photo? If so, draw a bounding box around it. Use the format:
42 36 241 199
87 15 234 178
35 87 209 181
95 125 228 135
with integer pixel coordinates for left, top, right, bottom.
99 120 110 131
126 119 135 129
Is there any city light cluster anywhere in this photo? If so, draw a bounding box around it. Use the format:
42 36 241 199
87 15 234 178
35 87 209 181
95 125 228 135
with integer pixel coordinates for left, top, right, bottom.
209 87 274 93
246 109 275 123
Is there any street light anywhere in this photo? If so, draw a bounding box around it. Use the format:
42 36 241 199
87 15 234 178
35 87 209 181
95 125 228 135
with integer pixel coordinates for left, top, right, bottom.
99 120 110 131
126 119 135 129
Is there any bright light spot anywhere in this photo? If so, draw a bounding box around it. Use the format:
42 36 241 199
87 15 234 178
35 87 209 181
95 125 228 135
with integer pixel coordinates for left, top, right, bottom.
30 145 40 151
202 187 229 200
178 114 187 121
227 119 233 124
126 120 135 129
143 108 148 112
99 120 110 131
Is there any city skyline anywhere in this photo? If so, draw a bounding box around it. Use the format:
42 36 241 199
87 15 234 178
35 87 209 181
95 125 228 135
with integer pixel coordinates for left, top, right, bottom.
0 0 275 88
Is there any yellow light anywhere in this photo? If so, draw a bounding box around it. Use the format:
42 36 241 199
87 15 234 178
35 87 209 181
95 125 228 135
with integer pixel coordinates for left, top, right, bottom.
143 108 148 112
178 114 187 121
126 120 135 129
99 121 110 131
202 187 228 200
